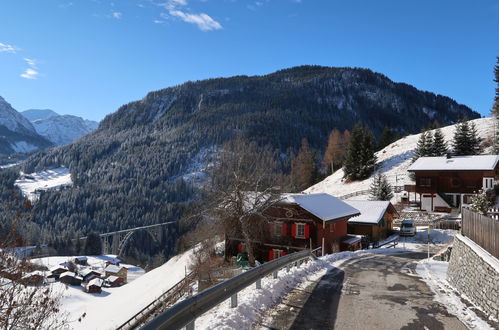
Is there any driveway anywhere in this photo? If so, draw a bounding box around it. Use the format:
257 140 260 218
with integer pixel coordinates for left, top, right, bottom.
259 251 466 330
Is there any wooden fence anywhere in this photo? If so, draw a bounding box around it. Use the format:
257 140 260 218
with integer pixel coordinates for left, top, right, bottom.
461 207 499 259
338 185 405 200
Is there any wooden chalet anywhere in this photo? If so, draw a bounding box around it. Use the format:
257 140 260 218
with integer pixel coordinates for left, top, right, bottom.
106 275 125 287
82 278 104 294
226 193 360 262
59 271 83 286
345 200 398 242
104 264 127 283
48 266 69 280
407 155 499 212
74 256 88 266
79 268 102 282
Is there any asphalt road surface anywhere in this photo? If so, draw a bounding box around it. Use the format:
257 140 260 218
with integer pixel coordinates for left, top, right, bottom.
259 251 467 330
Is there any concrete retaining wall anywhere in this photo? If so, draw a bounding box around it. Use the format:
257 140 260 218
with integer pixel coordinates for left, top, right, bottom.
447 234 499 320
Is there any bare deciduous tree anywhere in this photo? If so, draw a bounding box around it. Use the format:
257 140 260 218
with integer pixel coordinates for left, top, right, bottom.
205 136 281 266
0 225 68 329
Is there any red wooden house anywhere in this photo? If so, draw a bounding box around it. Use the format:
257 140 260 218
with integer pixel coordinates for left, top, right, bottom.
407 155 499 212
226 193 360 262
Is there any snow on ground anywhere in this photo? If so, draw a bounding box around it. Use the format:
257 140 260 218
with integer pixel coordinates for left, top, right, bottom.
394 226 457 251
15 166 72 201
195 229 460 329
33 250 194 330
416 259 494 329
306 117 495 200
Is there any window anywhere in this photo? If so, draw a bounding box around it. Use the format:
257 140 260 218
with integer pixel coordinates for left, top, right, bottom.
483 177 494 190
273 222 281 237
330 222 336 232
420 177 432 187
296 223 305 238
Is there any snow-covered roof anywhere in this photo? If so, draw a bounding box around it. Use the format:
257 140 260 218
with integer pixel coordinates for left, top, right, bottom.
50 265 68 273
59 271 77 278
408 155 499 171
282 193 360 221
75 256 88 261
105 265 125 273
106 275 121 282
79 268 101 277
345 200 393 224
342 236 361 244
88 278 104 287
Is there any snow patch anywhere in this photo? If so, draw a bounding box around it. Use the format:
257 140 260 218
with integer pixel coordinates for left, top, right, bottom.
15 167 73 201
10 141 39 153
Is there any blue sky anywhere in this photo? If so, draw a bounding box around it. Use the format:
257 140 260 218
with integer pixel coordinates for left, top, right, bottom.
0 0 498 121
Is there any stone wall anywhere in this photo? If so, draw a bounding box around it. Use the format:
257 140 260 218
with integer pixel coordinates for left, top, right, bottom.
447 234 499 320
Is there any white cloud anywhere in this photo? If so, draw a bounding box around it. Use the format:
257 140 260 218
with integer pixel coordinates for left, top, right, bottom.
24 58 37 68
20 58 39 80
20 68 39 80
169 10 222 31
112 11 123 19
0 42 17 53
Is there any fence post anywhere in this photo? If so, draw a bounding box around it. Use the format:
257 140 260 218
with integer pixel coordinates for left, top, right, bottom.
256 279 261 289
273 271 278 279
231 294 238 308
186 320 195 330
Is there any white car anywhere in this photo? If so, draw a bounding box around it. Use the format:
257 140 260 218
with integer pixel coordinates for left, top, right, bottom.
400 219 416 236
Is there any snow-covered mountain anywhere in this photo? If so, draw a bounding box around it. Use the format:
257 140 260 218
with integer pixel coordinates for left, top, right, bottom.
306 117 496 199
21 109 99 145
0 96 53 154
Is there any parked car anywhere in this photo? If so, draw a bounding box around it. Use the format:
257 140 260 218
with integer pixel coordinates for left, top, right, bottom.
400 219 416 236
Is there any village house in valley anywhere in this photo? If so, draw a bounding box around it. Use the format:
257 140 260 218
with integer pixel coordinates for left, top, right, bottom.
344 200 398 242
226 193 361 262
104 264 128 283
407 155 499 212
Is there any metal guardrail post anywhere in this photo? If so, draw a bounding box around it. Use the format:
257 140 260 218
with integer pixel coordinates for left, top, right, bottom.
231 294 238 308
273 271 278 279
186 320 194 330
256 279 261 289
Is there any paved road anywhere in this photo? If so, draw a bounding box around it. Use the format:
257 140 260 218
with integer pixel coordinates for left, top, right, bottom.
259 251 467 330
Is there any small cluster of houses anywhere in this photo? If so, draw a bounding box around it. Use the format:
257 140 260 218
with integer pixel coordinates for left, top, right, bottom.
47 257 128 294
226 155 499 262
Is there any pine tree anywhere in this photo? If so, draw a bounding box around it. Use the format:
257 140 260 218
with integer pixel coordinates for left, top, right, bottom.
378 126 394 150
343 123 364 181
413 130 433 160
430 128 447 156
452 119 471 155
343 123 376 181
359 129 377 179
468 121 481 154
369 172 393 201
84 231 102 255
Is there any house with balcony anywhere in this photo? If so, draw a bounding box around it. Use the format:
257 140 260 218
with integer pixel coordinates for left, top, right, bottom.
226 193 361 262
407 155 499 212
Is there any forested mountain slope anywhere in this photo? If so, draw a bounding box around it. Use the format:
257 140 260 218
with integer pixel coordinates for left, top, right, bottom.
18 66 479 248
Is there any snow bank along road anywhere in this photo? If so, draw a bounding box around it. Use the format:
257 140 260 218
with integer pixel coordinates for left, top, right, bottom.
259 251 466 330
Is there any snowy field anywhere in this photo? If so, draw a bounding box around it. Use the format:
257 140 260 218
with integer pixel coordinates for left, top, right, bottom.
306 117 495 200
15 167 73 201
33 250 194 330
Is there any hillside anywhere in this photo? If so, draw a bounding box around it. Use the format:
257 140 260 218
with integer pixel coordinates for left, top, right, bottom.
0 97 53 154
14 66 480 258
306 117 495 198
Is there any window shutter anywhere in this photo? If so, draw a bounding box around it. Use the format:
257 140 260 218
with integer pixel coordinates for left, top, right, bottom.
304 224 310 238
268 249 274 261
237 243 243 253
282 251 286 256
291 223 297 238
281 223 287 236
